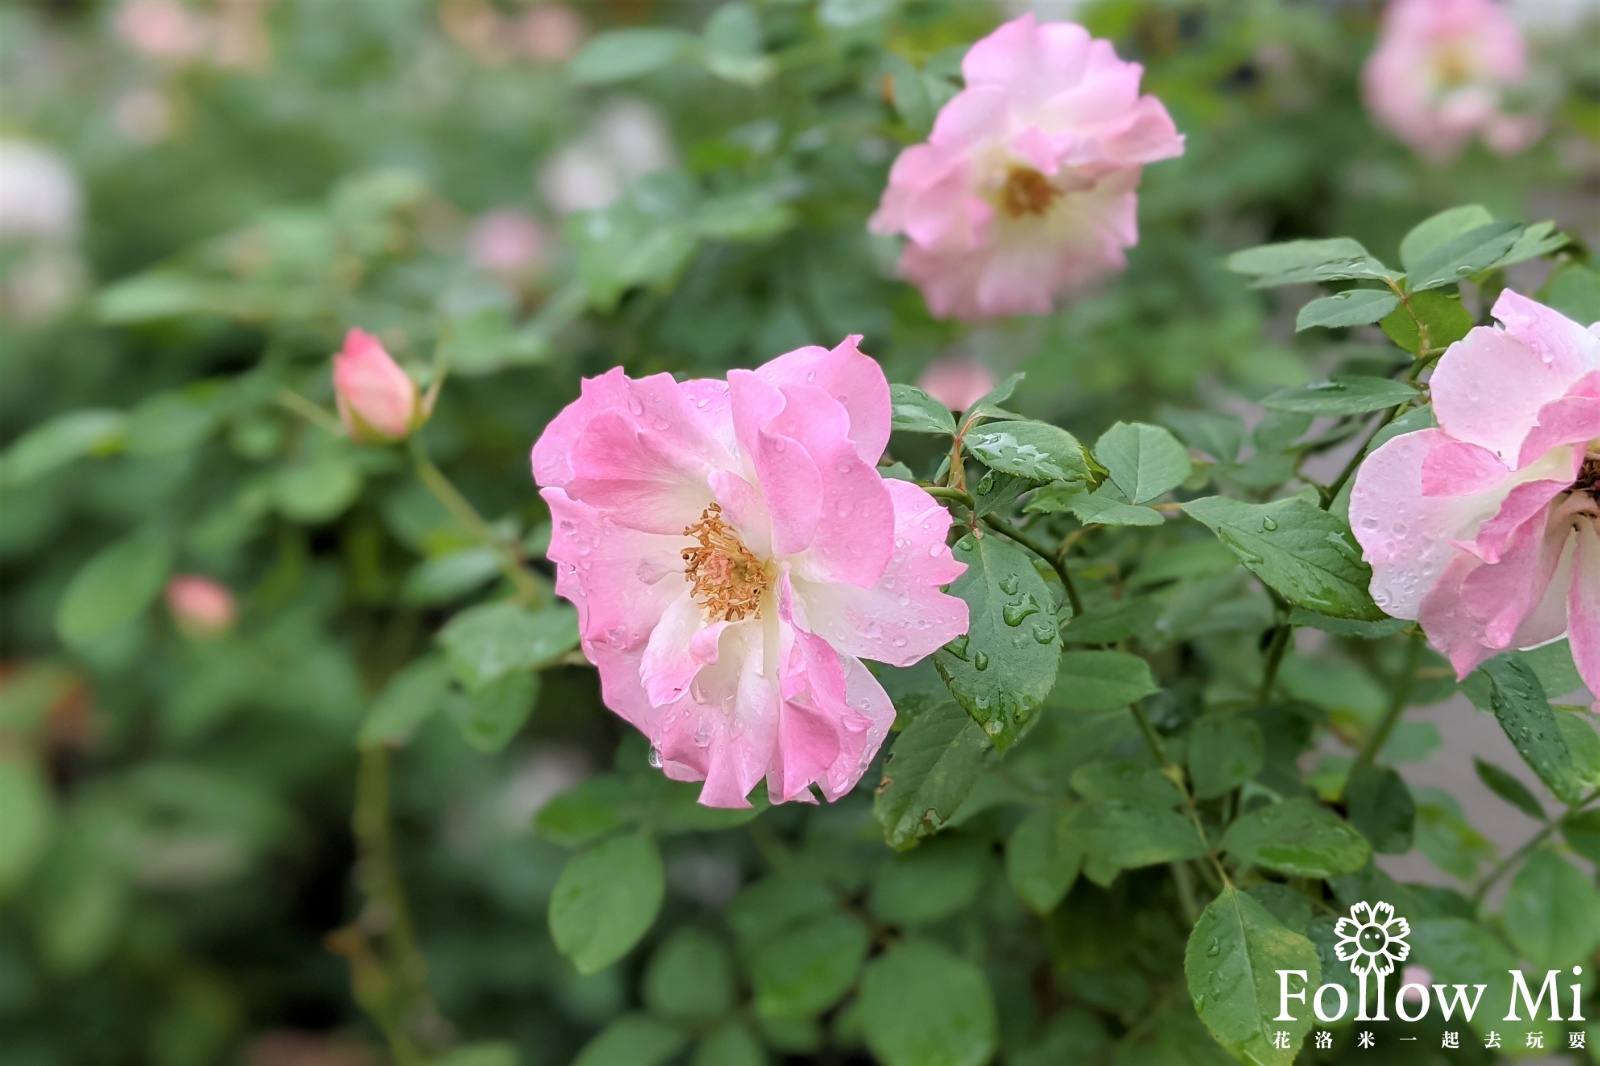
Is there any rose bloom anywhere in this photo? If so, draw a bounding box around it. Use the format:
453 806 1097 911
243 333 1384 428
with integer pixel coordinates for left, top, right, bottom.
1351 291 1600 706
532 338 969 807
918 357 997 412
166 576 237 637
114 0 207 63
332 329 431 443
869 15 1184 320
1362 0 1543 161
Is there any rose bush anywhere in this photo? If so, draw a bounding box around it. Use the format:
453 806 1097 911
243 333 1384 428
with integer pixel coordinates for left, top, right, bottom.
4 3 1600 1066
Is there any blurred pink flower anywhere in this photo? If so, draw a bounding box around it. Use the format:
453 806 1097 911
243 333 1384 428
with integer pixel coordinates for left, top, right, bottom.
115 0 206 62
1362 0 1543 161
332 329 429 443
1351 291 1600 708
515 4 584 62
918 357 997 411
166 576 237 636
467 209 548 278
532 338 969 807
869 14 1184 320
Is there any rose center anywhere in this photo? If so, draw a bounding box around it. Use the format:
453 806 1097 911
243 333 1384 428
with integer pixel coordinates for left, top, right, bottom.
1577 456 1600 498
1435 45 1476 88
999 165 1061 219
682 503 772 622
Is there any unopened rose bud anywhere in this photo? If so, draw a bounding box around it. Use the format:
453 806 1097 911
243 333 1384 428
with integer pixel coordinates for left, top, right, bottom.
332 329 432 443
918 357 997 412
166 576 237 637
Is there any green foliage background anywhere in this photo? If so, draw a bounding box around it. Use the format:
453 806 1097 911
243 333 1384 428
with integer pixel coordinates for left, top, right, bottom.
3 1 1600 1064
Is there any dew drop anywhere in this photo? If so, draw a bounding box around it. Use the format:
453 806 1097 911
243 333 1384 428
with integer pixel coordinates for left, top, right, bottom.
648 746 663 768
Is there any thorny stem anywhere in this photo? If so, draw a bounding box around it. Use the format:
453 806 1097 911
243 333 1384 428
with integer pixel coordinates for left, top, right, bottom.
1471 789 1600 909
410 441 544 605
1129 702 1232 892
1340 629 1425 800
923 485 975 508
331 746 447 1065
1256 620 1293 703
981 514 1085 619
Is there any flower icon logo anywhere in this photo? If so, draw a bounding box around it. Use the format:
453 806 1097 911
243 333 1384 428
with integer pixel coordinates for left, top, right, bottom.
1334 901 1411 976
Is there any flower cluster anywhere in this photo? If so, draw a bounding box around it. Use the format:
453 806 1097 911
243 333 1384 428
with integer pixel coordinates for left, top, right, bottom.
532 339 969 807
1351 291 1600 705
870 15 1184 319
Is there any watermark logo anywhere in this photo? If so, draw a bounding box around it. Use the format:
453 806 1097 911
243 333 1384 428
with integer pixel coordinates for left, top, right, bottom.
1333 900 1410 978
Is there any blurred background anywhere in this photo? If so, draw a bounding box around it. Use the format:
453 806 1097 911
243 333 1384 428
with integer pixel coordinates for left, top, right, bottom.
2 1 1599 1064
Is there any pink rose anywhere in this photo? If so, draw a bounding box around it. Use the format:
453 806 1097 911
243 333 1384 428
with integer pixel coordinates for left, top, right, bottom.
166 576 237 637
1351 291 1600 706
332 329 430 443
1362 0 1543 161
115 0 206 63
869 15 1184 320
532 338 970 807
918 357 997 412
515 4 584 63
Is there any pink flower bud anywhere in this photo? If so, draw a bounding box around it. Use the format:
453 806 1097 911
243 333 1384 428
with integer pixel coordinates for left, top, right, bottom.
166 576 237 637
467 210 548 278
332 329 428 443
917 357 997 412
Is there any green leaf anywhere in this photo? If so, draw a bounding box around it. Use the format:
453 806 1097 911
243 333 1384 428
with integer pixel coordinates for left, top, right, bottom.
1180 496 1385 621
570 200 698 312
859 941 997 1066
1495 220 1569 269
888 384 956 435
1260 376 1417 416
1050 651 1158 712
358 655 451 749
445 671 538 753
1502 849 1600 971
572 1014 688 1066
964 420 1088 484
1294 290 1400 331
275 451 362 524
644 929 736 1024
960 372 1021 425
1005 807 1081 915
1095 422 1193 503
1188 717 1265 800
1472 758 1543 820
728 879 868 1020
55 531 173 647
569 29 696 84
933 532 1061 751
1071 761 1184 806
1072 799 1206 883
1477 657 1582 804
1226 237 1372 287
123 389 219 456
1185 886 1319 1066
402 548 501 606
1343 763 1414 854
0 409 124 487
437 601 579 689
869 836 986 925
437 1043 518 1066
1380 289 1474 356
691 1021 766 1066
1044 487 1164 527
1539 264 1600 324
1407 221 1522 291
1219 799 1371 878
1562 809 1600 865
702 3 773 85
873 698 989 849
1409 918 1539 1047
1399 205 1495 272
0 754 52 901
549 833 664 975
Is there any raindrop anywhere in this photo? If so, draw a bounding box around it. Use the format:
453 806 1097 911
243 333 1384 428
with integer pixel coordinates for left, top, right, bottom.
648 746 663 768
1262 517 1278 532
973 651 990 670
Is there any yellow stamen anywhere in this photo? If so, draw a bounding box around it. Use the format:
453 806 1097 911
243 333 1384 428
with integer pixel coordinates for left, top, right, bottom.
681 504 772 622
999 165 1061 218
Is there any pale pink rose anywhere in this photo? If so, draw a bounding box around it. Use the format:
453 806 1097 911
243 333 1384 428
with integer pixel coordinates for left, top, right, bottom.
332 329 428 443
918 357 997 412
115 0 206 63
1351 291 1600 708
515 4 584 62
166 576 237 636
532 338 970 807
467 209 548 277
1362 0 1543 162
869 15 1183 320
